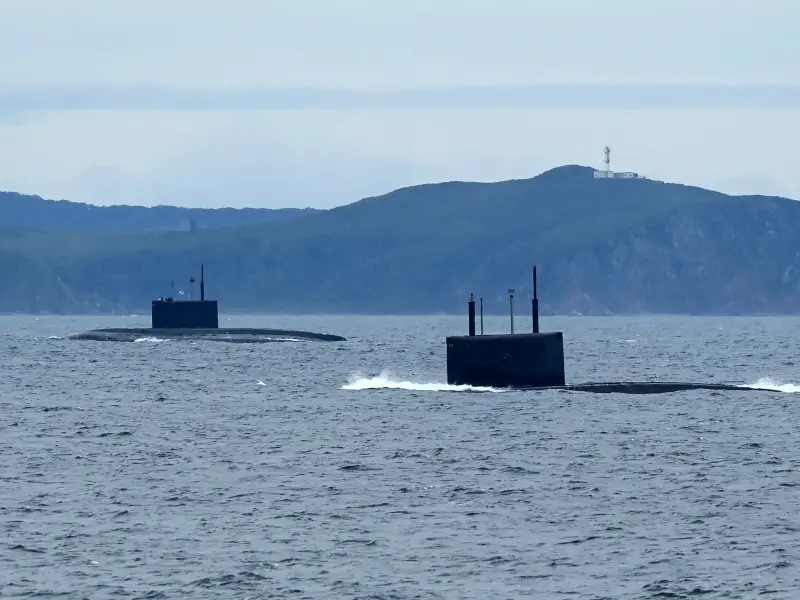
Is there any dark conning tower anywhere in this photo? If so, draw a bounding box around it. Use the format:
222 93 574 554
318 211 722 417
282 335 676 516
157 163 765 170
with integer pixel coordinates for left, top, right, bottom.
446 265 565 388
151 264 219 329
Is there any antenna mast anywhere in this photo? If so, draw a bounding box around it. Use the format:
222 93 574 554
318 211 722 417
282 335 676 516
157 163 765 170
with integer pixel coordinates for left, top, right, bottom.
508 288 516 334
604 146 611 176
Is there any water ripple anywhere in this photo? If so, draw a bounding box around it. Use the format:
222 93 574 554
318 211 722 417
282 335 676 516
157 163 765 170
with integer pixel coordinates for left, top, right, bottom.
1 314 799 598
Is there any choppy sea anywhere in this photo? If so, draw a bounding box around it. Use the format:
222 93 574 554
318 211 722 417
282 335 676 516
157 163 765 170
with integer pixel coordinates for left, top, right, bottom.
1 313 799 599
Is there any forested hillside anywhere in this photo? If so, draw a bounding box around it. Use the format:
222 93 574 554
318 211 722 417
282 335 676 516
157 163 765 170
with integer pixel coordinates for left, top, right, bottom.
2 165 799 315
0 191 318 233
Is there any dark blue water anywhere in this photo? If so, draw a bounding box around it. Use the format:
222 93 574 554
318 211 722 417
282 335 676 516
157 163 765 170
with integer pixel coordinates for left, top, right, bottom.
2 314 799 598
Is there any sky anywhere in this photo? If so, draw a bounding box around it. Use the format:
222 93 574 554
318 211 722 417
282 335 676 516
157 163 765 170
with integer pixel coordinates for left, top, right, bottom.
0 0 798 208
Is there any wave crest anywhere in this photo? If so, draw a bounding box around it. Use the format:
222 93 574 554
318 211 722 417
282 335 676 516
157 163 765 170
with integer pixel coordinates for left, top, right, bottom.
744 377 800 393
342 370 504 393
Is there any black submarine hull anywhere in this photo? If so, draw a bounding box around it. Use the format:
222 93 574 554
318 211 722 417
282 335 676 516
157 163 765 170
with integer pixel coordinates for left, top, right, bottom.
68 327 346 343
506 381 771 394
444 266 783 395
69 265 347 343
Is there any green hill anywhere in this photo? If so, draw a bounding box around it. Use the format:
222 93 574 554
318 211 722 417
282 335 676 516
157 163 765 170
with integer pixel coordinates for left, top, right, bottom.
2 165 800 315
0 190 319 233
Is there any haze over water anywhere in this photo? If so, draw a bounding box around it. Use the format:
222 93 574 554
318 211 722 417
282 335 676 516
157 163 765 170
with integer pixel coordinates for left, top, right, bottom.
2 314 799 598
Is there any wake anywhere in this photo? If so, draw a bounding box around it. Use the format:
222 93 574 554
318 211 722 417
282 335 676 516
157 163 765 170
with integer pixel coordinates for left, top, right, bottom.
743 377 800 393
342 370 504 393
342 372 800 394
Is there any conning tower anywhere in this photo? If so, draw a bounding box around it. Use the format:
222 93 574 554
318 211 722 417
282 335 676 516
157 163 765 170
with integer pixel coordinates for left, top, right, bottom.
446 266 565 388
151 264 219 329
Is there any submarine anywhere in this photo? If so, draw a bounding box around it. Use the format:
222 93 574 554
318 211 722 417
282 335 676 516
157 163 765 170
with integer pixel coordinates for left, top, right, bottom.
68 265 346 343
446 266 776 395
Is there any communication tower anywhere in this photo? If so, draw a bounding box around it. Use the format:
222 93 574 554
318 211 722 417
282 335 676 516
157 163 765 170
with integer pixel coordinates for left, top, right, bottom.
593 146 643 179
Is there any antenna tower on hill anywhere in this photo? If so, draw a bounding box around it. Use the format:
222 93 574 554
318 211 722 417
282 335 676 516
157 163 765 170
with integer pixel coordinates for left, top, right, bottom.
593 146 643 180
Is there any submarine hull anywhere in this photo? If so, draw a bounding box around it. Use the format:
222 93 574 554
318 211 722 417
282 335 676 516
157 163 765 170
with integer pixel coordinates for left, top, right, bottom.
68 266 347 343
69 327 346 343
509 381 770 394
441 266 779 396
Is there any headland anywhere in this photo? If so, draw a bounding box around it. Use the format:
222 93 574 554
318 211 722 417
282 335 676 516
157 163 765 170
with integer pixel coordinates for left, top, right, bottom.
6 162 800 316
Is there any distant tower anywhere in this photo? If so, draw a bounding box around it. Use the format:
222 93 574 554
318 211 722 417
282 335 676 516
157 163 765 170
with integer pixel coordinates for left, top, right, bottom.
604 146 611 176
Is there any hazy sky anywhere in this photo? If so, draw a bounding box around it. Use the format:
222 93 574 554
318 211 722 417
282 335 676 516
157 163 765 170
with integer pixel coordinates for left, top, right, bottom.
1 0 798 208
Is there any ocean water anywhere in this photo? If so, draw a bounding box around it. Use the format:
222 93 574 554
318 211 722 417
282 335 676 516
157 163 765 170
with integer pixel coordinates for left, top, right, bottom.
1 313 799 599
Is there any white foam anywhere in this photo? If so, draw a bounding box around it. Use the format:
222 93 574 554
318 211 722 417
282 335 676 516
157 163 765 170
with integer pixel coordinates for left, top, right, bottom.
342 370 505 393
744 377 800 393
133 336 169 343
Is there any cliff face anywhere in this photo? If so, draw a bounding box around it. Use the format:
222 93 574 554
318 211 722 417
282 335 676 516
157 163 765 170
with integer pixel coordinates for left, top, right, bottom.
2 166 800 315
539 198 800 315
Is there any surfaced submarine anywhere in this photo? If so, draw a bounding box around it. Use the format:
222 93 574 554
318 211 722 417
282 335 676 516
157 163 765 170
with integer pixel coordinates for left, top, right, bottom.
68 265 346 343
446 266 776 395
